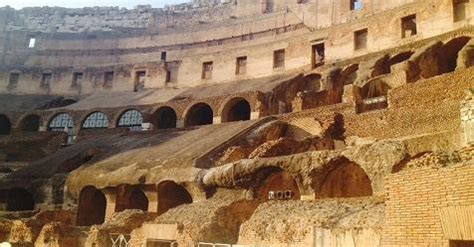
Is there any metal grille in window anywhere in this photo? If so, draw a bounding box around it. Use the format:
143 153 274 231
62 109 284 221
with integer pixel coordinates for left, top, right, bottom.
82 112 109 129
49 113 74 132
118 110 143 131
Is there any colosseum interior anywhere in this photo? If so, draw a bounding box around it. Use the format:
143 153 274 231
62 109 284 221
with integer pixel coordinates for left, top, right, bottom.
0 0 473 246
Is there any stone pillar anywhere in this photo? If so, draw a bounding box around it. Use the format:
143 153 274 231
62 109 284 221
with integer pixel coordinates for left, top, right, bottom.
103 188 117 221
250 111 260 120
144 190 158 213
39 126 47 132
176 119 184 128
461 91 474 147
213 116 221 124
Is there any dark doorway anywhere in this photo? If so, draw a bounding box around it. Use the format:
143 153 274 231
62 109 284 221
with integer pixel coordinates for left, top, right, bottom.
153 107 177 129
0 115 11 135
20 115 40 132
7 188 34 211
184 103 213 127
76 186 106 226
222 98 251 123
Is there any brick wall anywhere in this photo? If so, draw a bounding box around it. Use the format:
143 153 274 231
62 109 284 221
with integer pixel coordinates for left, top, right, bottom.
382 164 474 246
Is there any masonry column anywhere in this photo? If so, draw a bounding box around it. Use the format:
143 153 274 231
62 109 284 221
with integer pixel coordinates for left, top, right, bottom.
103 187 117 221
143 185 158 213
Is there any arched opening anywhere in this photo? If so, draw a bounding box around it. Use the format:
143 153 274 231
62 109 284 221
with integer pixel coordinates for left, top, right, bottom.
76 186 106 226
81 112 109 129
439 36 472 73
115 186 149 212
48 113 74 133
256 170 301 202
158 181 192 214
357 79 390 113
6 188 34 211
389 51 414 67
339 64 359 85
302 73 322 92
184 103 213 127
317 158 373 198
222 98 251 123
117 109 143 132
152 107 177 129
0 115 11 135
19 114 40 132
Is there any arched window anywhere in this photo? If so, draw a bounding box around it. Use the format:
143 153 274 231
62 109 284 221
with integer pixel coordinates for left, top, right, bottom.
117 109 143 131
0 115 11 135
439 36 472 73
184 103 213 127
152 107 177 129
158 181 192 214
48 113 74 132
19 114 40 132
81 112 109 129
77 186 106 226
221 98 251 123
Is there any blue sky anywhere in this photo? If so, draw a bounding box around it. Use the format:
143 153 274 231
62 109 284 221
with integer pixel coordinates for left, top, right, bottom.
1 0 189 9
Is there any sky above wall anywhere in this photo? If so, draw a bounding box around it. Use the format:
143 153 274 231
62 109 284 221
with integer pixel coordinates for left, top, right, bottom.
1 0 189 9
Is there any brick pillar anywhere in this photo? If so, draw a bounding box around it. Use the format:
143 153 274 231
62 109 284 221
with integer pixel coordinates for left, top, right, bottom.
176 119 184 128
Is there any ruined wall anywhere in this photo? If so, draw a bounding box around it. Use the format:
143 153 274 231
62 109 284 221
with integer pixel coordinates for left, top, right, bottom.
382 164 474 246
462 91 474 146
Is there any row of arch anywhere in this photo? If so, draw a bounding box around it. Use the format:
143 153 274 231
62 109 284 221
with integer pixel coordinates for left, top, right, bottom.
75 157 374 226
76 181 193 226
0 97 252 135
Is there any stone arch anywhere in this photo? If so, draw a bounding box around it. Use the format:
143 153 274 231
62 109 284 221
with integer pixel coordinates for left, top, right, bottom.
7 188 34 211
116 109 143 131
157 181 193 214
152 106 177 129
339 64 359 85
0 115 11 135
389 51 414 67
184 103 213 127
19 114 40 132
302 73 322 91
360 79 391 99
48 113 74 132
439 36 472 73
221 97 251 123
76 186 106 226
316 157 373 198
115 185 149 212
255 169 301 202
81 111 109 129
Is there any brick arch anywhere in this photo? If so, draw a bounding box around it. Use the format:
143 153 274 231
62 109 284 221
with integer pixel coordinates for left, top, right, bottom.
17 113 41 132
76 186 106 226
252 167 301 202
114 108 144 131
439 36 472 73
114 184 149 212
339 63 359 85
151 105 178 129
313 157 373 199
80 111 110 129
0 114 12 135
157 180 193 215
219 96 253 123
47 112 75 132
183 102 214 127
389 51 414 67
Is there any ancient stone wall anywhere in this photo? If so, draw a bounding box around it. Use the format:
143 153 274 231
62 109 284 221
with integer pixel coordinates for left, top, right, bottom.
461 91 474 146
382 164 474 246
